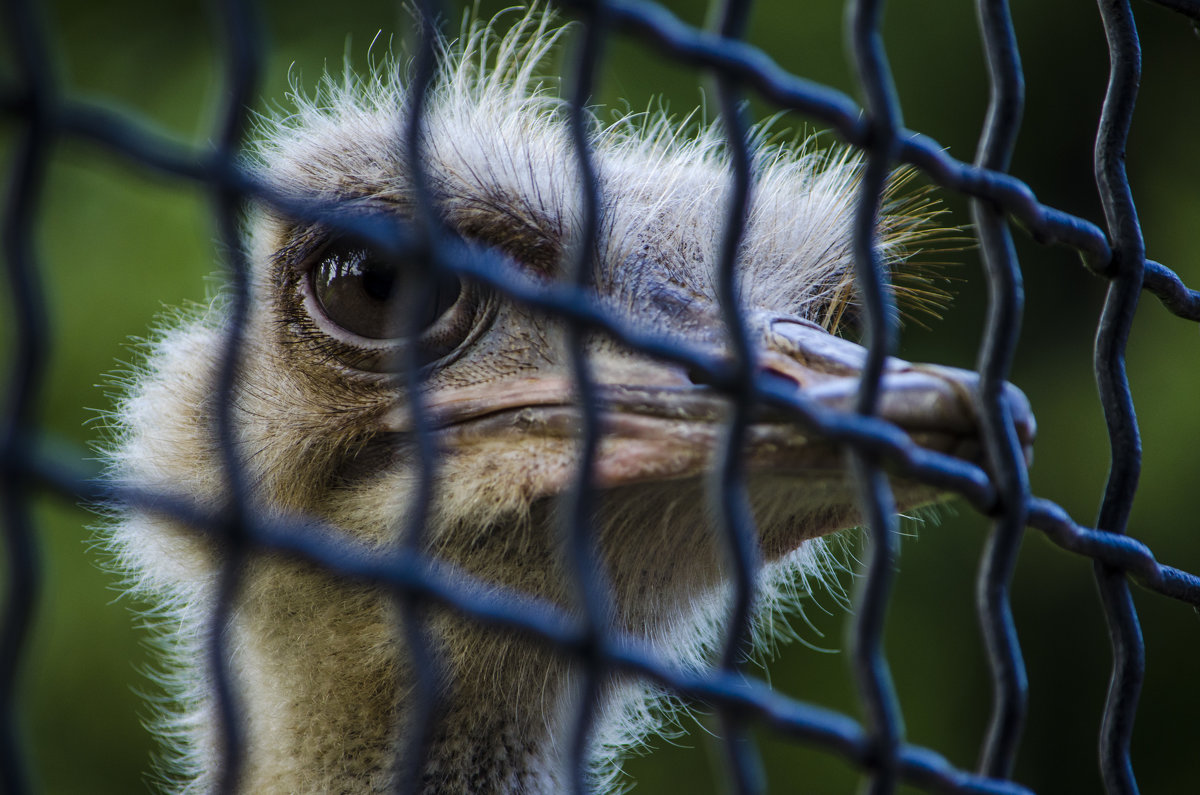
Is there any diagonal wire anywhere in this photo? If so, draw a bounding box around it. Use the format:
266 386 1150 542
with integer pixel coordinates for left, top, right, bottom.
8 71 1194 612
5 28 1193 325
2 0 1200 793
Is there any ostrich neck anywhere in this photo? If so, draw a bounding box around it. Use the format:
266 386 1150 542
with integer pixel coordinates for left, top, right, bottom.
411 610 585 794
224 490 725 793
231 558 587 794
415 687 573 793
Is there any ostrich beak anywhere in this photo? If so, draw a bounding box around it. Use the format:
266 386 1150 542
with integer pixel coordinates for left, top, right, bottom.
753 317 1035 465
381 317 1035 495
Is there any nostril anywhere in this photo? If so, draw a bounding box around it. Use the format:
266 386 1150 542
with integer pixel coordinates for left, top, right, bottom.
685 357 742 391
685 365 712 387
758 365 802 391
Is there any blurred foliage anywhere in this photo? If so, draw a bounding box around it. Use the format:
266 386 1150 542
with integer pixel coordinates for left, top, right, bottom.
3 0 1199 792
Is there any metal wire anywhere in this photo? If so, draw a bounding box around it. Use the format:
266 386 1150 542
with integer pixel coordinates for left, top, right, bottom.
1091 3 1148 793
562 4 612 791
1 0 52 790
844 0 906 790
3 0 1200 793
709 0 766 792
971 0 1029 780
394 1 445 789
204 0 265 789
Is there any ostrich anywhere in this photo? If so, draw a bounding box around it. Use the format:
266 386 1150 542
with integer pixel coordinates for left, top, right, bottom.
102 9 1034 794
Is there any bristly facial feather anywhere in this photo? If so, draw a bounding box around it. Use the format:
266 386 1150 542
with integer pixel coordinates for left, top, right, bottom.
97 7 979 794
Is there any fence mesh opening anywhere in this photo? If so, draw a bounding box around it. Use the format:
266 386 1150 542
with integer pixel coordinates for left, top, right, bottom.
3 0 1200 793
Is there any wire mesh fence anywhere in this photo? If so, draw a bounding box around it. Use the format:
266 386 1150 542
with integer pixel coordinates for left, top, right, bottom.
3 0 1200 793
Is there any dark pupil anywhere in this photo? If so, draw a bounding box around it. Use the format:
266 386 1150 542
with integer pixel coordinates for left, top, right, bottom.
360 261 396 303
312 243 460 341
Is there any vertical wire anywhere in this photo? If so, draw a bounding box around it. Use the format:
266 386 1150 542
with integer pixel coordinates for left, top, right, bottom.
396 1 444 790
563 5 612 792
206 0 262 792
710 0 765 792
1091 1 1146 792
0 1 52 792
844 0 904 791
971 0 1030 778
0 1 1184 791
207 0 263 791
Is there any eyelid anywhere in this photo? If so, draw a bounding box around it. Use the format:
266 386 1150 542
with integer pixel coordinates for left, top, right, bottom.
290 205 406 274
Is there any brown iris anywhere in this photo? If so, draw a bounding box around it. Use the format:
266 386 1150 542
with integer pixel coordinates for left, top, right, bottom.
311 241 462 341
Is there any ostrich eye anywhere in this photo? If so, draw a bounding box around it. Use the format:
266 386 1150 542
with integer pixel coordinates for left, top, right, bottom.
311 242 462 341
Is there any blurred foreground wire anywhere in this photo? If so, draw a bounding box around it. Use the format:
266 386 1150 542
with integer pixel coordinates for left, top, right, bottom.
3 0 1200 793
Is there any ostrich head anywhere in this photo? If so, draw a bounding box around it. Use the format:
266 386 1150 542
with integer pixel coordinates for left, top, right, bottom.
104 9 1034 794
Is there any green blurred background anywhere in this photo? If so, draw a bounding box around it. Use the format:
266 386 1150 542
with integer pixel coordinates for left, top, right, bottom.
3 0 1199 792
